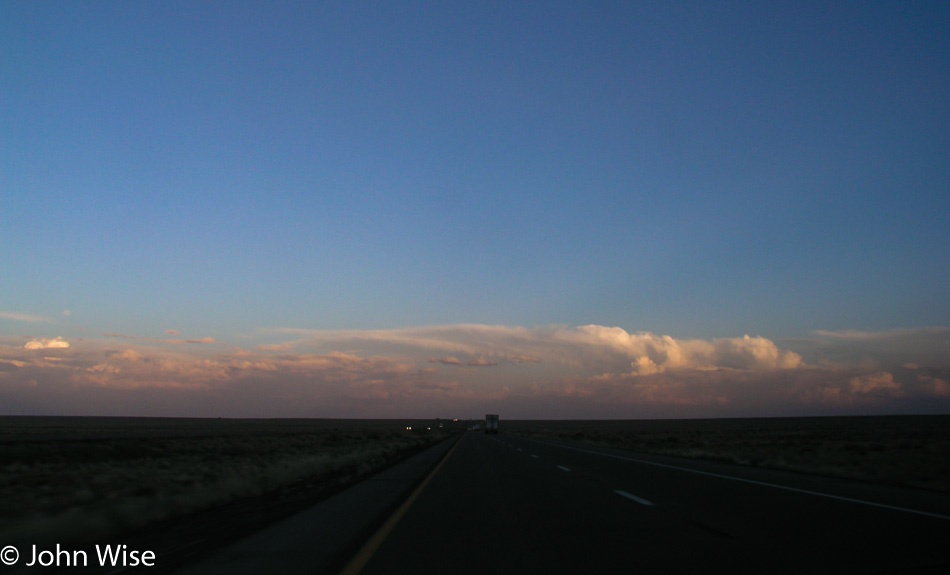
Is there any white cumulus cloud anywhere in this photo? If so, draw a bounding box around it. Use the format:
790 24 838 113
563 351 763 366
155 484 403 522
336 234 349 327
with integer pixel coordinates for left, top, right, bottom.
24 337 70 350
572 326 803 375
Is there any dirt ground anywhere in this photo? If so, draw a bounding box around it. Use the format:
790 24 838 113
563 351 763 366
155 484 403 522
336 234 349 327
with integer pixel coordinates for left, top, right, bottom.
0 417 457 553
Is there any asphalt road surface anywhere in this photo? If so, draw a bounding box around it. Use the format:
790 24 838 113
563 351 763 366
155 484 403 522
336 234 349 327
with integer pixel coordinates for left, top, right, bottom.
344 431 950 575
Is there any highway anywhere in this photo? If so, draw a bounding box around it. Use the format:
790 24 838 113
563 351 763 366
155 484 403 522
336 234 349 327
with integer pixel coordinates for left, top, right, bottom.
344 431 950 575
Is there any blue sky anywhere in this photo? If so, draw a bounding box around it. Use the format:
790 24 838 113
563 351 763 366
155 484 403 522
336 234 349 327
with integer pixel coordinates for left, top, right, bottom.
2 2 949 418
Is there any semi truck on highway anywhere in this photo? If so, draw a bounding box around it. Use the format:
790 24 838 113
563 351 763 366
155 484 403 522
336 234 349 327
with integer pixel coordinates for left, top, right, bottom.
484 414 499 434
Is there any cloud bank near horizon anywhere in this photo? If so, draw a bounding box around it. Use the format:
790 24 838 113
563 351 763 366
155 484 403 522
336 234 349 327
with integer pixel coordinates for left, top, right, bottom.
266 324 807 374
1 325 948 419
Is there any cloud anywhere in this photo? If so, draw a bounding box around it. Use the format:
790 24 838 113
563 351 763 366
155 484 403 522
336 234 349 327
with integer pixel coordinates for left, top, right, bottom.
849 371 903 396
104 333 217 345
165 329 181 335
179 337 216 344
246 324 950 416
24 337 70 350
787 327 950 368
267 324 803 375
257 344 292 352
1 311 52 323
429 356 498 367
2 325 949 418
113 349 144 362
917 374 950 398
572 326 803 374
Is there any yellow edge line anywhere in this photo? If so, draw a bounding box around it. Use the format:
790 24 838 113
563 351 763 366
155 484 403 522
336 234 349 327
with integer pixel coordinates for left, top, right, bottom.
338 436 463 575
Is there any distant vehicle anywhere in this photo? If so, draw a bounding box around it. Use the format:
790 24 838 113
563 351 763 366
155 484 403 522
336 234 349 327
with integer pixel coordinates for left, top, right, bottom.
485 414 499 435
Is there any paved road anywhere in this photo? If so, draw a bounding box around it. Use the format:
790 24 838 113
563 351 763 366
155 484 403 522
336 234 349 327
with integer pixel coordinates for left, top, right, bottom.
346 431 950 575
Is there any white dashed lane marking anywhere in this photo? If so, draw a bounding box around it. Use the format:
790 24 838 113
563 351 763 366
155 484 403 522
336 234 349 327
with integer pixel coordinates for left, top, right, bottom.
614 490 654 506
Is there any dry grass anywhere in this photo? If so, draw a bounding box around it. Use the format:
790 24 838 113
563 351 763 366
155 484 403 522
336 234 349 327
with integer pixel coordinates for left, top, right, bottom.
504 415 950 492
0 417 455 546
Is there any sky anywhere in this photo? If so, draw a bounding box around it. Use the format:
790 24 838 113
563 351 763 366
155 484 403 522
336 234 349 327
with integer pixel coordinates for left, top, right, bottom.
2 1 949 419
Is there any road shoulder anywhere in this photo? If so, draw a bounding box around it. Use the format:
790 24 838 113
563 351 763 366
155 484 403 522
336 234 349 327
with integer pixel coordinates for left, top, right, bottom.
171 434 460 575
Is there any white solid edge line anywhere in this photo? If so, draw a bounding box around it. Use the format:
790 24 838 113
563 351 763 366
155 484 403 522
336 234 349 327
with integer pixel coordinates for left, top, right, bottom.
557 465 572 472
615 490 654 506
519 437 950 521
